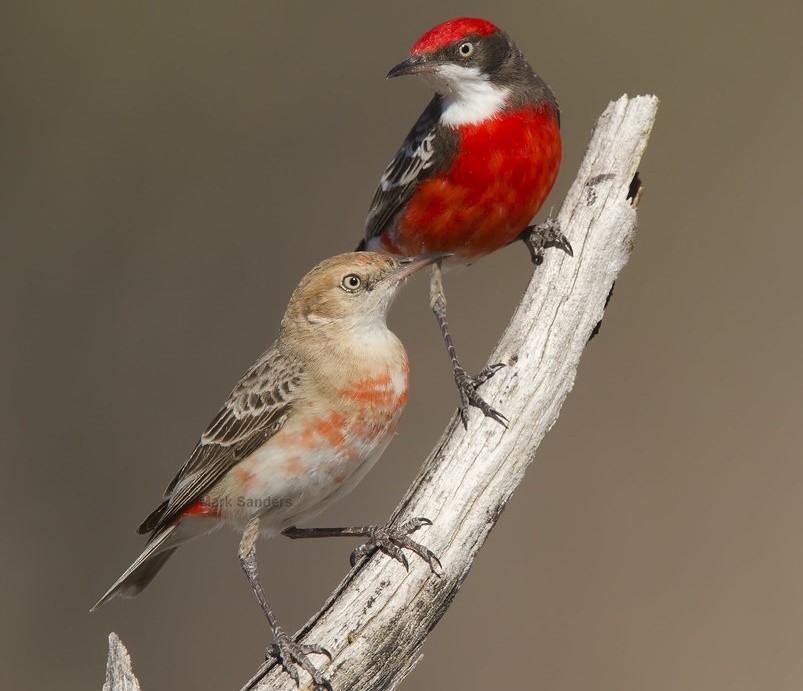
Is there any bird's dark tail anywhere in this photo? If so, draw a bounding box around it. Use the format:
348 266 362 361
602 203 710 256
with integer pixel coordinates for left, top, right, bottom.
138 498 168 534
91 523 183 611
356 238 367 251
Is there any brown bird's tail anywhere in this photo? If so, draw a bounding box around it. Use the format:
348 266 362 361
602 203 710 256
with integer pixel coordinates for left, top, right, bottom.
91 524 183 611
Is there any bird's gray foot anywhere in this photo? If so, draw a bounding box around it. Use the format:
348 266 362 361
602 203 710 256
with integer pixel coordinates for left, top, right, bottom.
521 218 573 265
454 364 508 429
350 517 442 575
267 627 333 690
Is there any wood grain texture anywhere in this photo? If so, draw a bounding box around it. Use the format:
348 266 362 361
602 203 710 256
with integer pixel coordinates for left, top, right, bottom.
102 633 142 691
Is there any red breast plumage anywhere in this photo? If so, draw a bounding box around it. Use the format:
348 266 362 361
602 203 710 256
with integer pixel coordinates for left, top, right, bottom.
378 105 561 258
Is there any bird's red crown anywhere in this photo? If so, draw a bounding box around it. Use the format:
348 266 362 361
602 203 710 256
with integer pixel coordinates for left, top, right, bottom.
411 17 498 55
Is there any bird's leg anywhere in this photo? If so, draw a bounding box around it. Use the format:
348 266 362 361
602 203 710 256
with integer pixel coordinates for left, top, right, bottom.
430 262 508 429
520 217 573 265
283 517 441 575
239 517 332 690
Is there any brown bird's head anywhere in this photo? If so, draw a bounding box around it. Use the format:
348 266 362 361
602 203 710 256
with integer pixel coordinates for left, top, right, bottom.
281 252 442 344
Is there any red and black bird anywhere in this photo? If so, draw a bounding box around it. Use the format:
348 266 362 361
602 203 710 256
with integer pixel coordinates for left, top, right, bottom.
359 17 571 426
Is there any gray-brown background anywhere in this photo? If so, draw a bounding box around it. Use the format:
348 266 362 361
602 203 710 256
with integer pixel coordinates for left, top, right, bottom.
3 1 801 689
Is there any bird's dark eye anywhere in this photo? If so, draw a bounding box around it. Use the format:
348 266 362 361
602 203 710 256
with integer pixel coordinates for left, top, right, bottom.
458 41 475 57
341 274 362 292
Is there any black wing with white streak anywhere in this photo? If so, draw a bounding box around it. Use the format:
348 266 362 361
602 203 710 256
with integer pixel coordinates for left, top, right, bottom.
363 95 457 244
138 345 304 534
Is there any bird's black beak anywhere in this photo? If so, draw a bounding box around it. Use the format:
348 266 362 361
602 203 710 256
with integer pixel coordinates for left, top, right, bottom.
387 54 431 79
384 253 451 283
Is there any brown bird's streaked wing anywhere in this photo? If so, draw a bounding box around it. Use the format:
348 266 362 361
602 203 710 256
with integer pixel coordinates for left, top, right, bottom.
138 345 304 534
362 95 458 245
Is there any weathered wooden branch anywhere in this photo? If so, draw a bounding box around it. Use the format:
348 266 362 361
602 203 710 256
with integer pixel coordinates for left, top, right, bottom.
102 94 659 691
102 633 142 691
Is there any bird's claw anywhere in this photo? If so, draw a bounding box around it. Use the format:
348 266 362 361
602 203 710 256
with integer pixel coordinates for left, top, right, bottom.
350 518 441 576
267 628 332 690
472 362 506 387
454 364 508 429
522 218 573 265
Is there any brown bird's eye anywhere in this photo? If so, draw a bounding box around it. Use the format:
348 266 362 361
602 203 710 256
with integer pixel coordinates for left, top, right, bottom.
341 274 362 292
458 41 475 57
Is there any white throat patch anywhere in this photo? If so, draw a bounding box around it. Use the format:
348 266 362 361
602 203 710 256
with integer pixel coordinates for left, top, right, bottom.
423 64 510 126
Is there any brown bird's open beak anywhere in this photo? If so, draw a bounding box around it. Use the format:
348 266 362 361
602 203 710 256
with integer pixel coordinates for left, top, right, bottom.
385 252 450 283
387 54 432 79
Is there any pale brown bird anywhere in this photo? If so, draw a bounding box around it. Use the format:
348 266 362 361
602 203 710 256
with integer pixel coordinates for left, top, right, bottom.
93 251 444 689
